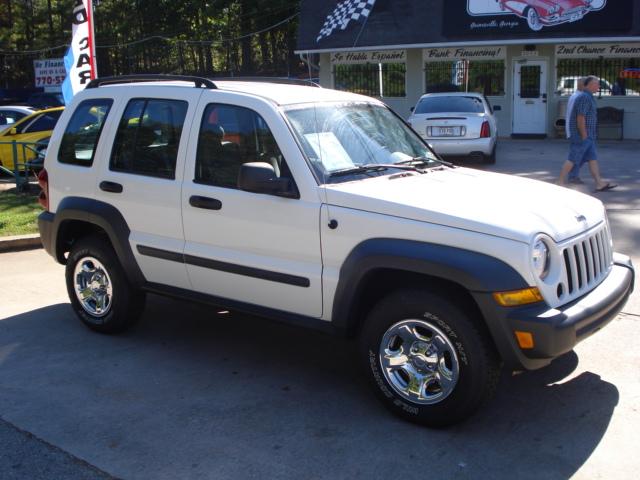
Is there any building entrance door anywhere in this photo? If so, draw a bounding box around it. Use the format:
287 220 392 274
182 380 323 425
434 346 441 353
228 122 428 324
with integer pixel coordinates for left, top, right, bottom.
513 59 547 136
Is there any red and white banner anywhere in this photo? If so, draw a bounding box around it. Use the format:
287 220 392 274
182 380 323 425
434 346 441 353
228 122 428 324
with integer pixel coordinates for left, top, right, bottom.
62 0 97 104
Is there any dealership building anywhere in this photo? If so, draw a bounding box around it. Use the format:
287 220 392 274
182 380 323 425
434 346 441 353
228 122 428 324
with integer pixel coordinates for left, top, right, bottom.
296 0 640 139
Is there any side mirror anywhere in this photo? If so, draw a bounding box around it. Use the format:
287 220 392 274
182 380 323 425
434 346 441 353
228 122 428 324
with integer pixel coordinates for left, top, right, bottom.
8 127 17 135
493 105 502 111
238 162 299 199
410 106 415 112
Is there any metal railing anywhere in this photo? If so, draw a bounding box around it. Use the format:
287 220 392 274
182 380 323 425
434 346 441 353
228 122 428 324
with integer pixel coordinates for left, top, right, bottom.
556 58 640 97
0 140 43 191
425 60 505 96
333 63 407 98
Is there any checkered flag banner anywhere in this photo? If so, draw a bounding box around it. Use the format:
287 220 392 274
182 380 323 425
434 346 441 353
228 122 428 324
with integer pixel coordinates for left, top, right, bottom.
316 0 377 43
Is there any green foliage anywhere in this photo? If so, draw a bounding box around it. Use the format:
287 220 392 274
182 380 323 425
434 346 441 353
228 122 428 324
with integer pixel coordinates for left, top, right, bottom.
1 0 305 88
0 187 42 236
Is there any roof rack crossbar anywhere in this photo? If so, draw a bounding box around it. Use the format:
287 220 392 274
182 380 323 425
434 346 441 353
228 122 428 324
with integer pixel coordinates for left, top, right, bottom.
211 77 320 88
86 74 217 89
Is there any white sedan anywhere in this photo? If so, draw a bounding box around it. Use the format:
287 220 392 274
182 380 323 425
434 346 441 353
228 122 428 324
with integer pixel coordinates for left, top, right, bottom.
0 105 37 133
407 92 499 164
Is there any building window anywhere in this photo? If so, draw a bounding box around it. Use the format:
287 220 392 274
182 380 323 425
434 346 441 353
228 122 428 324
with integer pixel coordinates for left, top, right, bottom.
334 63 406 97
425 60 505 96
556 59 640 97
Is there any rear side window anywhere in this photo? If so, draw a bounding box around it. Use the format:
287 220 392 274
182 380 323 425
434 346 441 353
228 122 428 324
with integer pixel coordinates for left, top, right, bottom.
59 99 113 166
110 98 188 179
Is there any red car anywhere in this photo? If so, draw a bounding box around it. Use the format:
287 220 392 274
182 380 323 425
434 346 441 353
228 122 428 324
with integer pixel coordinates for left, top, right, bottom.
497 0 594 31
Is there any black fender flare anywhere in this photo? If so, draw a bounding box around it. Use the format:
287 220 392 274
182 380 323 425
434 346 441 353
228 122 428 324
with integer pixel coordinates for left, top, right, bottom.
50 197 146 287
331 238 529 333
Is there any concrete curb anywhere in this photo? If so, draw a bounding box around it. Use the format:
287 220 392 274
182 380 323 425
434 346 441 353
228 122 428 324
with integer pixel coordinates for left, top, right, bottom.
0 234 42 253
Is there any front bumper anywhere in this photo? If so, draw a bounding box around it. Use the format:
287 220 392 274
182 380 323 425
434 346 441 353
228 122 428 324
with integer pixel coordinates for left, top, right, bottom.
474 253 634 370
542 9 588 26
424 136 495 156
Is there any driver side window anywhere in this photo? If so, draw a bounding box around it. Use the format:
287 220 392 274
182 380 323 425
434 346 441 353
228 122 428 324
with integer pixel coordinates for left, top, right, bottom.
195 104 291 189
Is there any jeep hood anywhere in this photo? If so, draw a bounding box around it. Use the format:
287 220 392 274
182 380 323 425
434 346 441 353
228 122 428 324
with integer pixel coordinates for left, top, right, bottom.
322 167 605 243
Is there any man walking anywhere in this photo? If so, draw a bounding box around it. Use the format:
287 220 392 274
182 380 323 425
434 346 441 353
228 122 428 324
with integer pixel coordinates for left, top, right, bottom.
558 76 617 192
565 77 585 184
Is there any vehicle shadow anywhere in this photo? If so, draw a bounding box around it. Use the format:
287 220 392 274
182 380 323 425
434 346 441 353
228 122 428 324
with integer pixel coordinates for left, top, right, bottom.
0 297 619 480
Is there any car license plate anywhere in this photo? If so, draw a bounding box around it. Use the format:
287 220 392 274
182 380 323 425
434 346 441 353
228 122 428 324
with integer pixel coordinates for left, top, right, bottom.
435 126 461 137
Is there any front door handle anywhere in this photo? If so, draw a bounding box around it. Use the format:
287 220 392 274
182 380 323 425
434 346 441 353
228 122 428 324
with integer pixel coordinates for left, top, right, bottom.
99 181 123 193
189 195 222 210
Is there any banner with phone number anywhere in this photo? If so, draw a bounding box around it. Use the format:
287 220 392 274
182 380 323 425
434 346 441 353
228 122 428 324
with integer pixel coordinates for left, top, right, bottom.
33 59 66 87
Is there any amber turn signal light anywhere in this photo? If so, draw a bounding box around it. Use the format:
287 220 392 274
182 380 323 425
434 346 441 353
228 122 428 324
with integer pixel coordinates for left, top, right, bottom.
515 331 535 349
493 287 543 307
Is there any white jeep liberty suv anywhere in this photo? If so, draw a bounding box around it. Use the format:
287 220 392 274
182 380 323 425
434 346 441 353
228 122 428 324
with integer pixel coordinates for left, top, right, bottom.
38 75 634 427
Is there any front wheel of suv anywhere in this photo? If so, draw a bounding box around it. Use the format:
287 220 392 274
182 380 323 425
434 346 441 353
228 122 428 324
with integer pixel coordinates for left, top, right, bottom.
359 288 501 427
65 234 145 334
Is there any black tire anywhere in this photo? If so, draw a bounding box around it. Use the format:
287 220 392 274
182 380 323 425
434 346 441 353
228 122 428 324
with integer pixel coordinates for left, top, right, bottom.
526 7 543 31
358 288 501 427
484 144 497 164
65 234 145 334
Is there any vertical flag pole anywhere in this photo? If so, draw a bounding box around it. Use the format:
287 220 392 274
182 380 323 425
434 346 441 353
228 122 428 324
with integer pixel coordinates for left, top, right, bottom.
86 0 98 78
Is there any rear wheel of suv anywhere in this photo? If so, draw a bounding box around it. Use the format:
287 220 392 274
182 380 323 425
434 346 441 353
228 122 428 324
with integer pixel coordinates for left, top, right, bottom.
359 288 501 427
65 234 145 334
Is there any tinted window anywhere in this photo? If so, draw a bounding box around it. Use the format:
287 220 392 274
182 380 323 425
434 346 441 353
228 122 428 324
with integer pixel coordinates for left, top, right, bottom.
195 104 290 189
20 110 62 133
110 98 188 179
59 99 113 166
0 110 27 126
415 96 485 114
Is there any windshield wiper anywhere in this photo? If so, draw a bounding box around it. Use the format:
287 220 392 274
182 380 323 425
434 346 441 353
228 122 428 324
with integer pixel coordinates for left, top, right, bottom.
328 163 421 178
396 156 455 168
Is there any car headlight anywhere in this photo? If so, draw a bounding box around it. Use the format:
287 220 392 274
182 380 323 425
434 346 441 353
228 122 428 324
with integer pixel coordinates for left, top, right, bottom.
532 238 550 279
549 5 560 14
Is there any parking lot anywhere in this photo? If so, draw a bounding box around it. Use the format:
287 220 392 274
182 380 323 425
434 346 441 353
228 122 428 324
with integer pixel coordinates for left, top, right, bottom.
1 138 639 480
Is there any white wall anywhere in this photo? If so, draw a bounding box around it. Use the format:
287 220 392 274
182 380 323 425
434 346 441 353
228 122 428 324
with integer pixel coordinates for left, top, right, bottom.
320 46 640 140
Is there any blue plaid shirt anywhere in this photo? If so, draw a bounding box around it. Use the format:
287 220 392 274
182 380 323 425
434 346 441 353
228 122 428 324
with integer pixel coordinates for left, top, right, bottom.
569 91 597 140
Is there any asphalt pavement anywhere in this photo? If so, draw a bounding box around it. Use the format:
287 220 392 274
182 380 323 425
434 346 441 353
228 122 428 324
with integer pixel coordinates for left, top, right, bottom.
1 138 639 480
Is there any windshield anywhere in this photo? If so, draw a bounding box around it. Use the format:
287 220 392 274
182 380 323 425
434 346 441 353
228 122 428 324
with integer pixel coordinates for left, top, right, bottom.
415 96 485 114
284 102 439 183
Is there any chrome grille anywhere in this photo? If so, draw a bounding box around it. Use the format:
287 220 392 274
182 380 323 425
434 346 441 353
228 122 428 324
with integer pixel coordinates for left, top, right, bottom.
564 7 586 15
558 224 612 301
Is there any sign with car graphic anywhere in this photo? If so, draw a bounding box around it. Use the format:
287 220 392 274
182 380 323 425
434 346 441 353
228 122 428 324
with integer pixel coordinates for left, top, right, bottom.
297 1 634 51
467 0 605 32
444 0 631 38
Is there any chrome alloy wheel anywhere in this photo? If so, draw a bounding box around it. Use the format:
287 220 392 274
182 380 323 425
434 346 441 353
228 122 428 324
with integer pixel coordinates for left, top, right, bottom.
526 8 542 31
379 319 460 405
73 256 113 317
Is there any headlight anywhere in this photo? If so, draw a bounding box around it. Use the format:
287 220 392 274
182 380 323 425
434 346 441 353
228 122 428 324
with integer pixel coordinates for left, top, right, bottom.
532 238 550 279
549 5 560 14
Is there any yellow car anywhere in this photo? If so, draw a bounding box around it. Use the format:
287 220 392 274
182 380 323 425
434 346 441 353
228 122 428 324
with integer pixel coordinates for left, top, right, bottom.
0 106 64 172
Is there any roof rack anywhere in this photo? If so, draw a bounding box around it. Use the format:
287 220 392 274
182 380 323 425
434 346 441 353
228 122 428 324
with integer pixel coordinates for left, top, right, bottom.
86 74 217 89
212 77 321 88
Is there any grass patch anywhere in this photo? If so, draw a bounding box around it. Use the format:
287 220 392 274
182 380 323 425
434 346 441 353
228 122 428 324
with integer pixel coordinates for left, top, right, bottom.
0 186 43 236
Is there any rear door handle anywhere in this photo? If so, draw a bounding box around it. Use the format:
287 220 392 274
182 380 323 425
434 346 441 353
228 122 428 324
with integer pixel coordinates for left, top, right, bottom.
99 181 123 193
189 195 222 210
